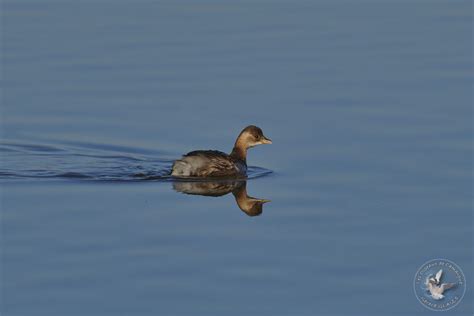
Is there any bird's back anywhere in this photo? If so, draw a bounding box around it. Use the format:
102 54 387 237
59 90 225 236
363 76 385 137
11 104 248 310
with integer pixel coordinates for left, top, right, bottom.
171 150 246 178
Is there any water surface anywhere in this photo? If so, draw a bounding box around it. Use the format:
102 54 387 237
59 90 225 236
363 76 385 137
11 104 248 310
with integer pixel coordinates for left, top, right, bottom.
1 0 472 315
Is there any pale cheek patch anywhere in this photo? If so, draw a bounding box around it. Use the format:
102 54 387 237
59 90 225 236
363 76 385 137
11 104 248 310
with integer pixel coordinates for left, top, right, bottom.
248 140 264 147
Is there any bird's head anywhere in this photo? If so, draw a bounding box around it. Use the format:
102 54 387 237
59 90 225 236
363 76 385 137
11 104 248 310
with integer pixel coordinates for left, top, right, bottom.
237 125 272 149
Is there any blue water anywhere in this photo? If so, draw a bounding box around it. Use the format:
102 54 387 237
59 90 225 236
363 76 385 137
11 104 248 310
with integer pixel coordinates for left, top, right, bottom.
1 0 472 315
0 140 272 180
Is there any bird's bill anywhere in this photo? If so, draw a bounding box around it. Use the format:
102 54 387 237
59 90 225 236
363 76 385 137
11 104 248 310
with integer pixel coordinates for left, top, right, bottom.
247 197 271 204
261 135 272 144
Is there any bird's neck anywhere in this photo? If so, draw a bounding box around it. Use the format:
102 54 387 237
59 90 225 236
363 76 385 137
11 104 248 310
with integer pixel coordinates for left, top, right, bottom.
230 139 247 162
232 182 247 201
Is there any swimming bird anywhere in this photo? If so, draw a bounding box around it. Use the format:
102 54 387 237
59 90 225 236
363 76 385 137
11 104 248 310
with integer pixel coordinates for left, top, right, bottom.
426 269 456 300
171 125 271 178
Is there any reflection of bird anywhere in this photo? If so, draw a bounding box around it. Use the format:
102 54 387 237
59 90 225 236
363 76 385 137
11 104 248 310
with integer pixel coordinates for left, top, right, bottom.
173 180 270 216
426 269 456 300
171 125 271 178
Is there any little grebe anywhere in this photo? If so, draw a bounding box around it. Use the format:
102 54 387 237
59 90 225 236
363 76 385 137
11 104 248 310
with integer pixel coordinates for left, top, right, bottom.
171 125 272 178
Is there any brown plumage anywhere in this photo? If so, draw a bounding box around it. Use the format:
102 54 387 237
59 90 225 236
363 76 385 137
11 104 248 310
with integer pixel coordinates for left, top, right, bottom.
173 180 270 216
171 125 271 178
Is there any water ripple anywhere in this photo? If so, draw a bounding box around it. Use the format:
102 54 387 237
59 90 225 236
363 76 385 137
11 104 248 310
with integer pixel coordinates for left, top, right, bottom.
0 141 273 182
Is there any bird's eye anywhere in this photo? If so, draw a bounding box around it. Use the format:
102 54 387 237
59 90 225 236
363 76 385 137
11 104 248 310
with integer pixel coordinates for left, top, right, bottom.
256 135 260 139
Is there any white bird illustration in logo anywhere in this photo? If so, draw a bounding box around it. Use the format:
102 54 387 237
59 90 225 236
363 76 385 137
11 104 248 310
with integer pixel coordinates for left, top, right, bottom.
425 269 456 300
